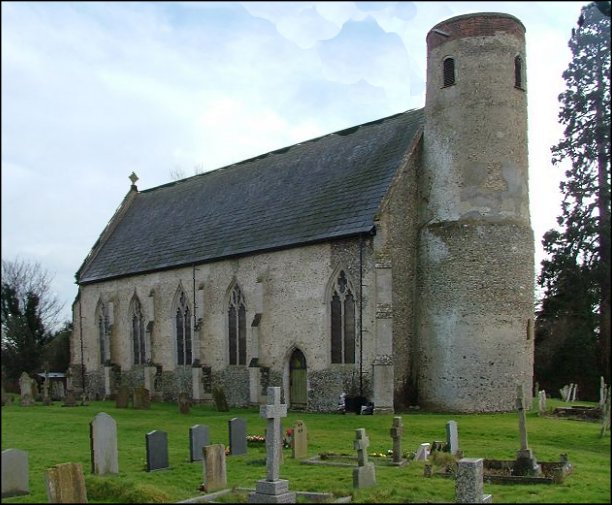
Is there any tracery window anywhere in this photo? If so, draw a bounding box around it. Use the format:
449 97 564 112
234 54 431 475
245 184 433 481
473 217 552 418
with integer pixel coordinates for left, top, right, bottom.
131 297 146 365
443 57 455 87
96 302 110 365
175 291 192 365
330 270 356 364
228 284 246 365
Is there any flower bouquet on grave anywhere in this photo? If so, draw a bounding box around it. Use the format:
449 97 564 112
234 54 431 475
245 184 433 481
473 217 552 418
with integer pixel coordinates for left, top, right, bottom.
283 428 294 449
247 434 266 447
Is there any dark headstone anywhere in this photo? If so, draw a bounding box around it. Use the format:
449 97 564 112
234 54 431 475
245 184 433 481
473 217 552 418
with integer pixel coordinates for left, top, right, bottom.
115 385 129 408
178 392 191 414
228 418 247 456
213 387 229 412
133 386 150 409
145 430 169 471
62 390 77 407
189 425 210 462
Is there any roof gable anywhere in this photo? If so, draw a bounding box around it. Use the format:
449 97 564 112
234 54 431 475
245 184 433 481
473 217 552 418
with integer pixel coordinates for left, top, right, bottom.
78 108 424 284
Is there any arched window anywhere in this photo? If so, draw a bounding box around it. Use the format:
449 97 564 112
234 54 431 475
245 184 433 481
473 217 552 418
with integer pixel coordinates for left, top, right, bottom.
130 296 146 365
175 291 192 365
443 57 455 87
330 270 356 364
96 302 110 365
228 284 246 365
514 55 524 89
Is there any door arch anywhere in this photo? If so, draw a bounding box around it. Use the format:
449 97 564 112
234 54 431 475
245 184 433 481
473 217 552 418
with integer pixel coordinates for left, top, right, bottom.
289 348 307 409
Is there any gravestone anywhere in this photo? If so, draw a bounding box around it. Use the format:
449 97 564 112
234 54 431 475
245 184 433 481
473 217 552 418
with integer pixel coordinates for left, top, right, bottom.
213 386 229 412
19 372 34 406
146 430 169 471
51 380 65 401
249 386 296 503
201 444 227 492
133 386 150 409
178 392 191 414
62 389 77 407
291 420 308 459
390 416 404 463
415 443 430 461
446 420 459 455
1 449 29 498
90 412 119 475
352 428 376 489
115 385 130 408
190 424 210 463
514 384 541 476
455 458 492 503
228 418 247 456
45 462 88 503
538 390 547 415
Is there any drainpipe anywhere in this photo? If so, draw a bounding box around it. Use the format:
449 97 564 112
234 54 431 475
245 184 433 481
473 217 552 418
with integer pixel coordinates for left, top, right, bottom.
78 289 85 403
359 234 364 397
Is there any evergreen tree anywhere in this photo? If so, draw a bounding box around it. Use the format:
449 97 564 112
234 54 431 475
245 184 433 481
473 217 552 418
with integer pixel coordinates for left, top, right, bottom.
537 2 611 392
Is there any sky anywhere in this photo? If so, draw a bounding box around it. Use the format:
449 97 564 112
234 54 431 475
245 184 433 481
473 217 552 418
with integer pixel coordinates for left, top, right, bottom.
1 1 590 328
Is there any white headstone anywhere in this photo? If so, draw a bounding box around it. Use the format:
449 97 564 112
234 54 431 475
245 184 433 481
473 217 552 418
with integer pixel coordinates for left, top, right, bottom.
90 413 119 475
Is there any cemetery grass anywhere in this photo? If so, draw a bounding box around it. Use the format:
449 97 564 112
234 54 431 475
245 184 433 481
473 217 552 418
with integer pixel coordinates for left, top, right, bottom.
1 398 610 503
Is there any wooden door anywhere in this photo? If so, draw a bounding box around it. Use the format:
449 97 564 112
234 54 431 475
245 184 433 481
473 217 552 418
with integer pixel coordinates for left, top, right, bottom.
289 349 307 409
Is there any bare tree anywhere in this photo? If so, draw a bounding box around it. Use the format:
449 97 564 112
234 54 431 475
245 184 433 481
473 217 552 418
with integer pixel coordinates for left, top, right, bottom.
1 258 63 331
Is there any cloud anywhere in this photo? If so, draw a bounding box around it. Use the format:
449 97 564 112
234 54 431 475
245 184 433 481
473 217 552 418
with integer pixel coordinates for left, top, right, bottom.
0 1 592 323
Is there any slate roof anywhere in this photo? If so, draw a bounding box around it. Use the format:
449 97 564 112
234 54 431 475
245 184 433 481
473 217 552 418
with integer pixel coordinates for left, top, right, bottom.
77 108 424 284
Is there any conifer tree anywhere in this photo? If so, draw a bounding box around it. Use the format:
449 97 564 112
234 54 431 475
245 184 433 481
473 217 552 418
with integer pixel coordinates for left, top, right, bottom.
538 2 611 391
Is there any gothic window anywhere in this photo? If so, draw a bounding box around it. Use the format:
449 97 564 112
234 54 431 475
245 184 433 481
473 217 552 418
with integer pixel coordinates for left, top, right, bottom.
443 57 455 87
514 55 524 89
330 270 356 364
96 302 109 365
175 291 192 365
131 296 146 365
228 284 246 365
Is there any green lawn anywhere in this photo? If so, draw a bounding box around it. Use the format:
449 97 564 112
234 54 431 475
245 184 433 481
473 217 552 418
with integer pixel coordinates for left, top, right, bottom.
1 397 610 503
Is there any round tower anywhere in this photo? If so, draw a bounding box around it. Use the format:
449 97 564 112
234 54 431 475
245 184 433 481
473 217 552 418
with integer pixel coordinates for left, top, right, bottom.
417 13 534 412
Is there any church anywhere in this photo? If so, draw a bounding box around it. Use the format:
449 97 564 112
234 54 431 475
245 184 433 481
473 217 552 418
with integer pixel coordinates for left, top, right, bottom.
71 12 535 413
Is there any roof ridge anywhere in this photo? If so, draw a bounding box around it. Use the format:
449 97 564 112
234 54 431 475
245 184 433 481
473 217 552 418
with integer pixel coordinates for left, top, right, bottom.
140 108 423 194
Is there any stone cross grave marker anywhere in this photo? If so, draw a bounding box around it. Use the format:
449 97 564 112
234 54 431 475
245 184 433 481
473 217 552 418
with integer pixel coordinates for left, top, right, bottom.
133 385 150 409
190 424 210 463
248 386 296 503
514 384 541 475
389 416 403 463
45 462 88 503
1 449 29 498
146 430 169 471
455 458 492 503
90 412 119 475
352 428 376 489
201 444 227 493
291 420 308 459
19 372 34 406
178 392 191 414
115 385 129 408
446 420 459 455
228 418 247 456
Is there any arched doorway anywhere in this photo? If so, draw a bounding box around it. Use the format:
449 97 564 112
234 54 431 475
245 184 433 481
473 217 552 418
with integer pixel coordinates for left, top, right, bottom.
289 349 307 409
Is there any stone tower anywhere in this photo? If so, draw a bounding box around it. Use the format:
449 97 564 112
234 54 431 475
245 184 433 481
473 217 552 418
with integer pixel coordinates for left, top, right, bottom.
417 13 534 412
